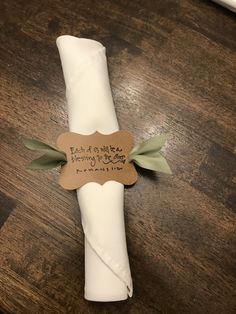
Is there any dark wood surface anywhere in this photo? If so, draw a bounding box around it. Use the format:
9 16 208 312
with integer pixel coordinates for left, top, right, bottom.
0 1 236 313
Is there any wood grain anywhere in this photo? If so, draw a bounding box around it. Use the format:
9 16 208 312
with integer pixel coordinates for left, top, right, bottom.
0 0 236 313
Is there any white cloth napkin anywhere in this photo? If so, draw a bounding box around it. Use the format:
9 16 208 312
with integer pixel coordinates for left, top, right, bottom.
56 35 132 301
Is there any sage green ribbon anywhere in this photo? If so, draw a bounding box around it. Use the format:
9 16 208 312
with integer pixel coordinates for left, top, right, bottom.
128 134 172 174
23 138 66 170
23 134 171 174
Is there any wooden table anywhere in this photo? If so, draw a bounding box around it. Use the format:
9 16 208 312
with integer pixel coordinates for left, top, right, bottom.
0 1 236 313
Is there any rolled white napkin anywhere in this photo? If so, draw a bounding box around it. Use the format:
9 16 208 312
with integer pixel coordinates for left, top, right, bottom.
56 35 132 301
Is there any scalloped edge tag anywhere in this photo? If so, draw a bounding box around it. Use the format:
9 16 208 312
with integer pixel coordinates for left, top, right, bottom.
56 131 138 190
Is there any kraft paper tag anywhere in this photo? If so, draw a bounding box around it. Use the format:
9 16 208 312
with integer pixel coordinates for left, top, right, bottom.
56 131 138 189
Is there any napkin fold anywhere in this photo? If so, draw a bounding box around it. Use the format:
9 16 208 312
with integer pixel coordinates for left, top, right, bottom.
56 35 132 301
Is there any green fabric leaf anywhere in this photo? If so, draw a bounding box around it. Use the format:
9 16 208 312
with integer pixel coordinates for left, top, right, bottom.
132 153 172 174
23 138 67 171
23 138 57 151
23 138 67 162
129 133 168 158
26 154 65 170
129 133 172 174
41 150 67 161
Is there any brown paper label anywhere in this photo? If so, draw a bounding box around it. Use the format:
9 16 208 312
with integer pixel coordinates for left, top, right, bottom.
56 130 138 190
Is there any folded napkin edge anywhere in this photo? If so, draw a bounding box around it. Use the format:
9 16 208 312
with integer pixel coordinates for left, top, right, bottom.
56 35 104 49
83 225 133 297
